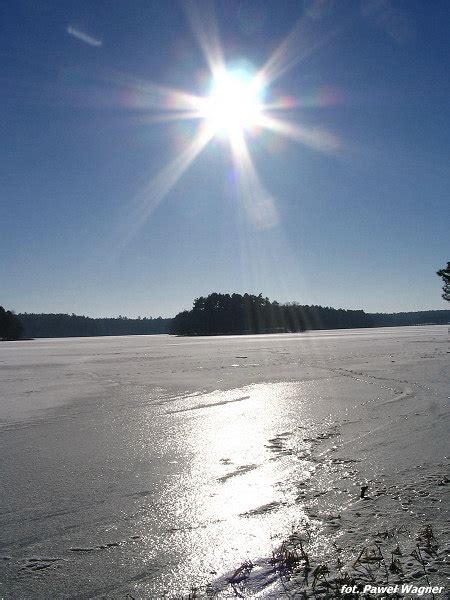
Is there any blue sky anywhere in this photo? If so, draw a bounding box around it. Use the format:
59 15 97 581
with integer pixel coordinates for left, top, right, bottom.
1 0 449 317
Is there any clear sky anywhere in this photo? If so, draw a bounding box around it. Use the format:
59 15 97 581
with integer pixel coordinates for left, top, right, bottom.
1 0 449 318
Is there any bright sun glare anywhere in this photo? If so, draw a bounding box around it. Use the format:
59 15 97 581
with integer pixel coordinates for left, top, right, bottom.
124 3 340 233
203 69 264 137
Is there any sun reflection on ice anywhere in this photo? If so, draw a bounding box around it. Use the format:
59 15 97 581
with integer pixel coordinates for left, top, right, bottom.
166 383 314 562
131 363 365 595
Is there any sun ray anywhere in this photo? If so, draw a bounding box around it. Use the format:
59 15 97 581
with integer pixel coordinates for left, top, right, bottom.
136 122 214 216
119 122 215 247
142 110 205 124
183 0 226 80
256 15 350 87
257 113 340 153
110 73 204 113
229 131 279 229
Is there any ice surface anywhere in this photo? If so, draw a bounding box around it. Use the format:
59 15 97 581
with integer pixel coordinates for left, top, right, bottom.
0 326 448 598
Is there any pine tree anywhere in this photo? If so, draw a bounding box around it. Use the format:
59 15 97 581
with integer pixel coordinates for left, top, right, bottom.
436 262 450 302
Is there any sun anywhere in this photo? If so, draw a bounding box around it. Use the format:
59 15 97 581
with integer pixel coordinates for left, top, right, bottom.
122 9 341 233
202 68 265 137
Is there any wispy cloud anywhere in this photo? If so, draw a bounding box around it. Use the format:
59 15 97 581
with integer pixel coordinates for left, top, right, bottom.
67 25 102 48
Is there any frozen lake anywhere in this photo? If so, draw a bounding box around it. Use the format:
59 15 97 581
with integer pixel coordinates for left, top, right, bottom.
0 327 448 598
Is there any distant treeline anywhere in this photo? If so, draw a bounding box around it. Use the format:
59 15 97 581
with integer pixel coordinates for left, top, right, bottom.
171 293 450 336
0 300 445 340
18 313 171 338
369 310 449 327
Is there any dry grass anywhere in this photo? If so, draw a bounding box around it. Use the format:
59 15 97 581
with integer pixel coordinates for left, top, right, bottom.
201 523 443 599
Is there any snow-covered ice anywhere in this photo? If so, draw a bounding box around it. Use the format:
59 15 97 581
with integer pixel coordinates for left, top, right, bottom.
0 326 448 598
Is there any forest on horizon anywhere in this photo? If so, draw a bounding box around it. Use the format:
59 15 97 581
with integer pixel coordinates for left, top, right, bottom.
1 293 448 339
170 293 450 336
